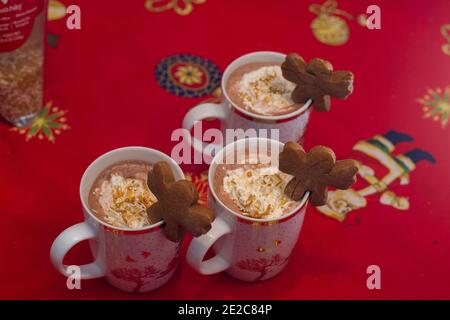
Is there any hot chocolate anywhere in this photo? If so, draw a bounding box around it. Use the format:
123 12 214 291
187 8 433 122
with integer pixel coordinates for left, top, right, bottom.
213 154 299 219
88 160 157 229
225 61 301 116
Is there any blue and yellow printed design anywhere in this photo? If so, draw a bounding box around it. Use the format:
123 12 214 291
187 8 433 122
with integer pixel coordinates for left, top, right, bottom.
155 54 221 98
317 131 435 221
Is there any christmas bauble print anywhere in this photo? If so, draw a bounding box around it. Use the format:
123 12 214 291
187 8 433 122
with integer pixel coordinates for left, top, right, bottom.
311 14 349 46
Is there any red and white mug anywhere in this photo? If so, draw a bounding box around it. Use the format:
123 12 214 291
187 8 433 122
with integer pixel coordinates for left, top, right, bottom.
182 51 312 160
187 138 309 282
50 147 183 293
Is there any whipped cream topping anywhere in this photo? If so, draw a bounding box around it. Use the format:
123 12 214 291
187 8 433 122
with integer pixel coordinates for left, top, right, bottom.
222 166 297 219
95 174 157 228
238 65 296 115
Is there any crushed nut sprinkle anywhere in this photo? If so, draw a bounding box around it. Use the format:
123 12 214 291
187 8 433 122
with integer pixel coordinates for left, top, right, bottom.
237 66 296 115
97 174 157 228
223 166 297 219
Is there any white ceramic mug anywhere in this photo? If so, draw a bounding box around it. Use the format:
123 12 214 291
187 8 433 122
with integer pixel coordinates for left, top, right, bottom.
187 138 309 282
182 51 312 159
50 147 184 293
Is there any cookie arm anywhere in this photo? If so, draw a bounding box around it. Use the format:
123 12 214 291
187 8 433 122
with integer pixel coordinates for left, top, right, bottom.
281 53 306 83
325 71 354 99
310 185 328 207
291 86 313 105
284 177 306 201
312 95 331 112
182 205 215 237
164 221 185 243
327 159 358 189
146 201 164 225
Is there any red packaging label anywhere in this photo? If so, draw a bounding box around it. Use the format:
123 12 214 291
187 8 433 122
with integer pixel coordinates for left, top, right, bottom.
0 0 44 52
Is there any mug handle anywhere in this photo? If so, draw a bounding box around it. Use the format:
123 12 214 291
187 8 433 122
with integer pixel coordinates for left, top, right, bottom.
182 101 228 157
50 222 104 279
187 216 232 275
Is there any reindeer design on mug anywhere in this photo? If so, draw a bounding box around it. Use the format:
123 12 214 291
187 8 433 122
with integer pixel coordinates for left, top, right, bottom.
236 240 290 282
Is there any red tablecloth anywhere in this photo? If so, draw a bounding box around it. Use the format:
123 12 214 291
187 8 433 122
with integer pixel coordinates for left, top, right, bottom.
1 0 450 299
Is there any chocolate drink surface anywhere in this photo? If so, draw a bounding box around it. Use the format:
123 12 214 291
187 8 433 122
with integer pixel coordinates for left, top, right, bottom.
225 61 301 116
213 153 300 219
88 160 157 229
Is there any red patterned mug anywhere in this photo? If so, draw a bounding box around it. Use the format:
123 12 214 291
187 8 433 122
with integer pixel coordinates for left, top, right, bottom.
50 147 183 293
187 138 309 282
182 51 313 160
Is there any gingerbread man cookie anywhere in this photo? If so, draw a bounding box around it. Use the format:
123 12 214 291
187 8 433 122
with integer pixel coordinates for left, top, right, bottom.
279 141 358 206
147 161 215 242
281 53 354 112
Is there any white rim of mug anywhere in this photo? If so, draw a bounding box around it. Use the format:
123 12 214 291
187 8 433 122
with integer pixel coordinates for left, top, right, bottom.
208 137 310 223
221 51 313 122
79 146 185 232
